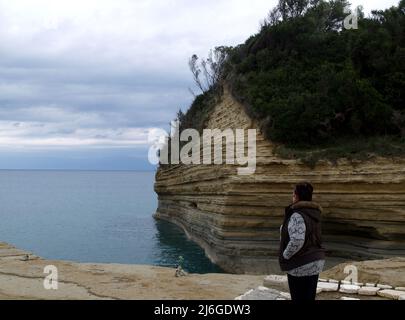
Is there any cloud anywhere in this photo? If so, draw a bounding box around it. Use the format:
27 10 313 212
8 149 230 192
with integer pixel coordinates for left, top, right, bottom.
0 0 399 168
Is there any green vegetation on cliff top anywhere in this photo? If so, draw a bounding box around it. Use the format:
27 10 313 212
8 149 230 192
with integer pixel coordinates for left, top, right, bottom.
179 0 405 163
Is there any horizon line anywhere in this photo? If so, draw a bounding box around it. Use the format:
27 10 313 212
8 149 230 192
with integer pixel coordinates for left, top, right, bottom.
0 168 156 172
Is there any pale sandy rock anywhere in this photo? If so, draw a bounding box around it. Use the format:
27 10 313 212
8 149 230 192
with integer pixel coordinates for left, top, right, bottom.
341 280 352 285
236 287 283 300
354 282 364 286
395 287 405 291
154 87 405 274
399 295 405 300
377 290 405 300
358 287 381 296
377 284 393 289
340 297 360 300
279 292 291 300
316 288 323 294
263 275 288 290
235 289 254 300
258 286 271 291
329 279 339 284
366 283 376 287
339 284 361 294
319 278 327 282
317 282 339 292
0 242 266 300
0 242 397 301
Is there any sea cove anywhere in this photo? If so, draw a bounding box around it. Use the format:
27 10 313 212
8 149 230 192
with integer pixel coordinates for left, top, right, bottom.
0 170 223 274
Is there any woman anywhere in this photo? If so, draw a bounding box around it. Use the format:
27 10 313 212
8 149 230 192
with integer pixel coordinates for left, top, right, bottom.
279 182 326 302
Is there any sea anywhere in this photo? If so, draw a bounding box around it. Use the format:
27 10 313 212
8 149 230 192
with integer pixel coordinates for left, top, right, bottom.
0 170 224 273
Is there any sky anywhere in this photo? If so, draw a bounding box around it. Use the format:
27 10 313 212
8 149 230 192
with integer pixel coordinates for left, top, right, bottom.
0 0 399 170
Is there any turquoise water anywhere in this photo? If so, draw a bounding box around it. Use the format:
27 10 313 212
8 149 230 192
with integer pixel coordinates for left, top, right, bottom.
0 170 223 273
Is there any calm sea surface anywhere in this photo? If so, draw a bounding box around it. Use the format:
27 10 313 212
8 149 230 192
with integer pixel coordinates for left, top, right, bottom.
0 170 223 273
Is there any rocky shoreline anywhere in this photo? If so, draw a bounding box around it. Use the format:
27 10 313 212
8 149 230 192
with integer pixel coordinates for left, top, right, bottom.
0 241 404 300
0 242 264 300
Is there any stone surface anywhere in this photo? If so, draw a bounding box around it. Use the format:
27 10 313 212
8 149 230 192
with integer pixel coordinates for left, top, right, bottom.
321 258 405 288
358 287 381 296
235 286 284 300
154 87 405 274
395 287 405 291
263 275 288 290
317 282 339 292
279 292 291 300
377 289 405 300
0 242 266 300
329 279 339 284
399 295 405 300
377 284 393 289
339 284 361 294
340 297 360 300
0 241 395 301
234 289 253 300
366 283 376 287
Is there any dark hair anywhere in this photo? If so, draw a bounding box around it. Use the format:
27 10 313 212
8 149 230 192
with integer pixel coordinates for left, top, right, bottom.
294 182 313 201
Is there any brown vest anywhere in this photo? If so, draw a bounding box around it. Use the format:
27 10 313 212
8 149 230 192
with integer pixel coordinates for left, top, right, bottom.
279 201 326 272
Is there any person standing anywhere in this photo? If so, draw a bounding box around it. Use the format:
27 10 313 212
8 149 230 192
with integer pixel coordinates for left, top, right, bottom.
279 182 326 302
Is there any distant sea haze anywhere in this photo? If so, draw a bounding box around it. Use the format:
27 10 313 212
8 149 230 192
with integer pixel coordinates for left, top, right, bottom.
0 170 223 273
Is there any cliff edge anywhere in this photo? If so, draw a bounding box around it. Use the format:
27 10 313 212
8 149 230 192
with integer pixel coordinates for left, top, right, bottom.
154 88 405 274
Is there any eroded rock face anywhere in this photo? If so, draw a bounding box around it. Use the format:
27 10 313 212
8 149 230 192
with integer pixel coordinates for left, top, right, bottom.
154 88 405 274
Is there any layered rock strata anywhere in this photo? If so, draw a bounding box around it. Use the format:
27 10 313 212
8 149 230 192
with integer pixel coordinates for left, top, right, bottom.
154 88 405 274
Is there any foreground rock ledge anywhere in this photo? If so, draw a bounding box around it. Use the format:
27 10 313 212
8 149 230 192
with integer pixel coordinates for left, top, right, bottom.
0 242 264 300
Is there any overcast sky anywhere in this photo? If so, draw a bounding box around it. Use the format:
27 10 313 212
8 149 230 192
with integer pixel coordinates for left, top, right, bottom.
0 0 399 170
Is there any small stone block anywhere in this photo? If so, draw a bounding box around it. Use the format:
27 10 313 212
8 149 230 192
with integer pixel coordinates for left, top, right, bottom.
377 284 393 289
358 287 380 296
339 284 361 294
317 282 339 292
377 290 405 300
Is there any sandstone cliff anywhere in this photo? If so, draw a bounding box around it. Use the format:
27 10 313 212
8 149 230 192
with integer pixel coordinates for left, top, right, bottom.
154 88 405 274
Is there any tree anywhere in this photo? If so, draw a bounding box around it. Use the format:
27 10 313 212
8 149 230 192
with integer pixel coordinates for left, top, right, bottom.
278 0 311 20
188 47 229 94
